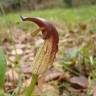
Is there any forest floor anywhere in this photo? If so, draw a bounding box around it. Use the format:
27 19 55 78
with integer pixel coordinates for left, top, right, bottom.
0 5 96 96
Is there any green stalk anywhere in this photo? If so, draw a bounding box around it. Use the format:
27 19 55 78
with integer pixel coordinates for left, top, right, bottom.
25 74 38 96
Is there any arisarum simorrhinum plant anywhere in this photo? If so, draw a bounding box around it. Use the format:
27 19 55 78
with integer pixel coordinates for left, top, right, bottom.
21 16 59 96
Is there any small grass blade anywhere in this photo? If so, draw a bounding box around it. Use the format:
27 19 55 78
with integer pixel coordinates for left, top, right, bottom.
0 47 6 88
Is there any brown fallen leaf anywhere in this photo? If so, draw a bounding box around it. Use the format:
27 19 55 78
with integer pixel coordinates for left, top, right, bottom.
91 80 96 96
68 75 88 89
6 69 19 82
38 68 66 90
21 64 32 74
41 84 59 96
5 69 19 92
93 86 96 96
44 68 64 82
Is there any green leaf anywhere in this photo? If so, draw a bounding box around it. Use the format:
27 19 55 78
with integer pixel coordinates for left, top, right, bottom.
0 47 6 88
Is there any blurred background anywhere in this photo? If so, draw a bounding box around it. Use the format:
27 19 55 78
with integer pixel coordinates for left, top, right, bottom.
0 0 96 13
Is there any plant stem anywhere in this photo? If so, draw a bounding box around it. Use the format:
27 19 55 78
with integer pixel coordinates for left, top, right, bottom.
25 74 38 96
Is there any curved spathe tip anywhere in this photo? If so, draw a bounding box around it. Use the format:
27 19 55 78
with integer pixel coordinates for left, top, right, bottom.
20 16 49 28
21 16 59 52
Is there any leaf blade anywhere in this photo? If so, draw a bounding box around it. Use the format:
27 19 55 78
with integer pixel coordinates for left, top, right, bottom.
0 47 6 88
